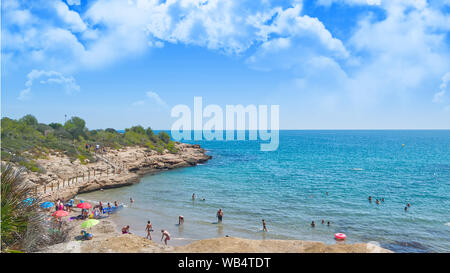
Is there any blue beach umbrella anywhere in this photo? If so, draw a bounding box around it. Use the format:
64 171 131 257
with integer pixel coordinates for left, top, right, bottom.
23 197 35 206
40 201 54 208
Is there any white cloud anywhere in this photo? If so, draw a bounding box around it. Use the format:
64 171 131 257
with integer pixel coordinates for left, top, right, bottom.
66 0 81 5
18 69 80 100
54 1 86 32
433 72 450 104
133 91 168 109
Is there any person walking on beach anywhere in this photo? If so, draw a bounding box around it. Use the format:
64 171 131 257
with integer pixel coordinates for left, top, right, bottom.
145 221 153 240
262 219 268 232
217 209 224 223
161 230 171 245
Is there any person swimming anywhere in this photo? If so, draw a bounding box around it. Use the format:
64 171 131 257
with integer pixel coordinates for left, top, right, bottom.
327 221 331 226
321 219 325 224
130 197 134 203
311 221 315 228
376 199 380 205
368 196 372 202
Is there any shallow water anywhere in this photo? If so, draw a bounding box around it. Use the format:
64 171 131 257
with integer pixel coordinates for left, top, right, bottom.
79 130 450 252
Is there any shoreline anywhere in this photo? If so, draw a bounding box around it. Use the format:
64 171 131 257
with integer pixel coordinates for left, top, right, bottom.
40 208 392 253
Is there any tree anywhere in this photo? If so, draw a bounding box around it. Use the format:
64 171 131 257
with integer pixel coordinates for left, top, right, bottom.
64 117 87 139
48 123 63 130
158 131 171 144
105 128 117 134
19 115 38 126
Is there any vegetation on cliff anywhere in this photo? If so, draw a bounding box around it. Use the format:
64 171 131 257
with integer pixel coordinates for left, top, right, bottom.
1 114 177 172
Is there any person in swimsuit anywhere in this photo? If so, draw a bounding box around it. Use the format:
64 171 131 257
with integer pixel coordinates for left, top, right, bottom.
311 221 315 228
217 209 223 223
145 221 153 240
161 229 170 245
114 201 118 207
262 219 268 232
122 225 131 234
130 197 134 203
368 196 372 202
192 193 195 200
178 215 184 225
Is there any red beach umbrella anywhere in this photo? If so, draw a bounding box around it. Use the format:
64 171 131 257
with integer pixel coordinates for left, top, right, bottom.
77 202 92 209
52 210 69 218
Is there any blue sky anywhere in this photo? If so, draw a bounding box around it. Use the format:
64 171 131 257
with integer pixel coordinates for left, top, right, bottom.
2 0 450 129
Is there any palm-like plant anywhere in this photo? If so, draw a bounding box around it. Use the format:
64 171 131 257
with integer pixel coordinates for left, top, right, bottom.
1 163 43 252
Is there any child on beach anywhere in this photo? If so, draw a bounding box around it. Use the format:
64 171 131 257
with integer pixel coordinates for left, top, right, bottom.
122 225 131 234
161 230 171 245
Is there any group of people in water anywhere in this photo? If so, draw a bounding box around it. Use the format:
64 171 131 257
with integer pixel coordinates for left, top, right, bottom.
368 196 412 212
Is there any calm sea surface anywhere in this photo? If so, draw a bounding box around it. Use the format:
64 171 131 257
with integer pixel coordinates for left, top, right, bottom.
79 130 450 252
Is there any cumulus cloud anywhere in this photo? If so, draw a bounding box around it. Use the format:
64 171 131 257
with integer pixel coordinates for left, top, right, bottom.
2 0 348 70
18 69 80 100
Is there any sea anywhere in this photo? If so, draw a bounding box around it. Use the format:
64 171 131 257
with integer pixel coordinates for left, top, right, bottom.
78 130 450 253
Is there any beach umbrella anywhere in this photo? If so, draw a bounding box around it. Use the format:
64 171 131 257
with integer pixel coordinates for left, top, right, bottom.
40 202 54 208
77 202 92 209
81 219 99 229
52 210 69 218
23 197 35 206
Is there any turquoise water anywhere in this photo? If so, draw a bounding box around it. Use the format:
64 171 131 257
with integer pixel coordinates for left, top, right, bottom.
79 130 450 252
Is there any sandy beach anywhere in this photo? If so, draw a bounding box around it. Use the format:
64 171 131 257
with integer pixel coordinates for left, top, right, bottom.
40 206 391 253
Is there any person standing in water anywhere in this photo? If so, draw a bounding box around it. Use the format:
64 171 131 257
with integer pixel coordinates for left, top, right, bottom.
178 215 184 225
217 209 224 223
262 219 268 232
311 221 315 228
130 197 134 203
161 230 171 245
192 193 195 200
145 221 153 240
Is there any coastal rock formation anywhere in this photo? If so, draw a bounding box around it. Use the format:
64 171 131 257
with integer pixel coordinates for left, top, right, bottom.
14 142 211 200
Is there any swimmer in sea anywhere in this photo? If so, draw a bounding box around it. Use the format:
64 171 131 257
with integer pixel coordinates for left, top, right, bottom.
145 221 153 240
381 198 384 202
376 199 380 205
161 229 171 245
311 221 315 228
130 197 134 203
368 196 372 202
407 203 411 207
114 201 118 207
404 206 408 212
321 219 325 224
262 219 268 232
192 193 195 200
178 215 184 225
327 221 330 226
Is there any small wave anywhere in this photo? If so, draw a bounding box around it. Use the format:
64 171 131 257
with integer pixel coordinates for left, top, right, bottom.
352 168 364 171
445 222 450 227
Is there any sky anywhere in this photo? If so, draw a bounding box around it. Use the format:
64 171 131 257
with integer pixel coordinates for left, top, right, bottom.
1 0 450 130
